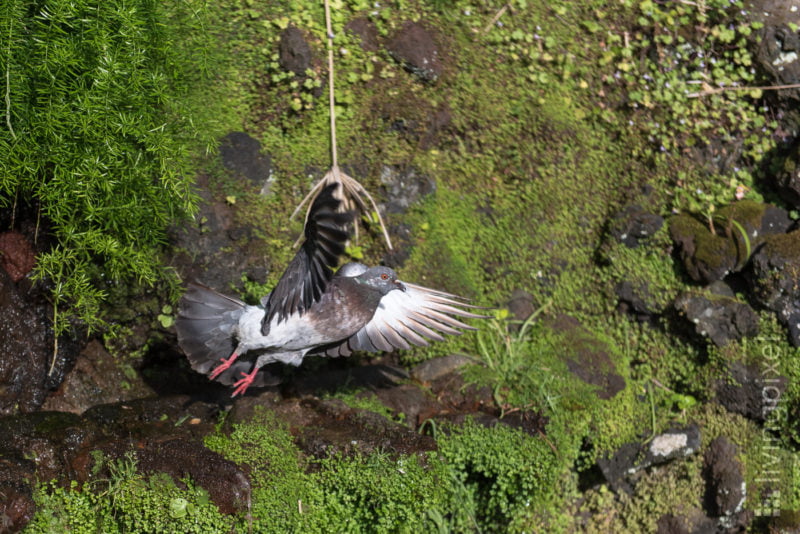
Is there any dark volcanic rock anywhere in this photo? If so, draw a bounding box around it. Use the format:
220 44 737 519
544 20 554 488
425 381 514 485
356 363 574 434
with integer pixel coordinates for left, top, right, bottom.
674 292 759 347
607 204 664 248
279 26 313 76
42 340 155 414
0 268 80 415
506 289 536 323
0 395 249 530
386 21 442 83
704 436 745 520
219 132 274 192
0 231 35 282
715 361 788 423
748 230 800 346
598 425 701 493
229 396 436 458
0 452 36 533
615 280 660 320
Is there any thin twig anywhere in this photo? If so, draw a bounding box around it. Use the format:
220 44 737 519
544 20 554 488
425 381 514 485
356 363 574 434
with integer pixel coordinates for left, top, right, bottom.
290 0 393 250
483 3 510 34
688 82 800 98
324 0 337 169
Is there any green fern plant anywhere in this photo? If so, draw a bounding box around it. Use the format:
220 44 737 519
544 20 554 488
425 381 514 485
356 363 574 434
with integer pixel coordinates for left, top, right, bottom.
0 0 226 334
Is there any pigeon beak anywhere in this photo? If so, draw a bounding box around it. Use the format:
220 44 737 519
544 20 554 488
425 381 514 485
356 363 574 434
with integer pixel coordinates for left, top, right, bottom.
394 280 407 292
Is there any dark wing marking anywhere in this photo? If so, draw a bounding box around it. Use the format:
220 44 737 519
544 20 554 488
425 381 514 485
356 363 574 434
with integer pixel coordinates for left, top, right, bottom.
265 183 351 326
318 281 490 357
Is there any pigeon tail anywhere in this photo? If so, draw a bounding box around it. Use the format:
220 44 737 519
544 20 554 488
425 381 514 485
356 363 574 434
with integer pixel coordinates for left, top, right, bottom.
176 283 247 381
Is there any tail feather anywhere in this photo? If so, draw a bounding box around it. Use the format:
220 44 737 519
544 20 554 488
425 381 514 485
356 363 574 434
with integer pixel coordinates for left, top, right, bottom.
176 283 247 378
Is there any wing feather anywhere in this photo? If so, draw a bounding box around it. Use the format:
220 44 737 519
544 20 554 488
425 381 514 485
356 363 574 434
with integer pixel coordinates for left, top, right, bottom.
320 281 490 356
264 183 351 326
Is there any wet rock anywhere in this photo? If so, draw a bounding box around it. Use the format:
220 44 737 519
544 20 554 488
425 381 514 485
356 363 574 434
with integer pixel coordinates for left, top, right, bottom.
219 132 274 193
0 411 100 482
411 354 473 383
0 231 35 282
279 26 313 76
748 230 800 346
704 436 745 522
607 204 664 248
386 21 442 83
82 395 221 441
41 340 155 414
715 361 788 423
674 292 759 347
373 384 439 427
84 437 250 515
598 425 701 493
0 268 80 415
234 397 437 458
551 315 626 400
669 202 792 283
0 452 36 533
168 173 269 293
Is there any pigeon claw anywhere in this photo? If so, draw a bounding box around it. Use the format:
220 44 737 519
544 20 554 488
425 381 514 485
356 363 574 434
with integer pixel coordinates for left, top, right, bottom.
231 367 259 397
209 351 239 381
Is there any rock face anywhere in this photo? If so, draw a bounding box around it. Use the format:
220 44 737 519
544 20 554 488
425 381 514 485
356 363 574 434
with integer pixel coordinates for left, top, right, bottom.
0 268 81 415
0 395 251 529
278 26 313 76
386 21 442 83
750 0 800 102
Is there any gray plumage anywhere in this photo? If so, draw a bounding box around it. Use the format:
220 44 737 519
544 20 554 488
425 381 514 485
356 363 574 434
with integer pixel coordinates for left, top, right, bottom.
175 183 488 396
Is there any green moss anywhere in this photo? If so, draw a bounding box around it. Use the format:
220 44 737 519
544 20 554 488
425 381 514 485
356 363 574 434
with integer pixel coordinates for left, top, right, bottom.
204 408 327 532
436 418 565 532
26 465 232 533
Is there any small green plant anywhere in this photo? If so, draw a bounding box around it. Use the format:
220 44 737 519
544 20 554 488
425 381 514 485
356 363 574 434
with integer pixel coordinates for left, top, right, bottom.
474 302 561 413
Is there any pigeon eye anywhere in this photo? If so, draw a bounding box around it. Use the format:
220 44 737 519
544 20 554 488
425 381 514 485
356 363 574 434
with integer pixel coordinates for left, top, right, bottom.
380 273 389 280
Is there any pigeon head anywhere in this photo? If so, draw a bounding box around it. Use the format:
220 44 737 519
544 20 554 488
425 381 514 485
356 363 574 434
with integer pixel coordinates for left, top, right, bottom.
356 266 404 295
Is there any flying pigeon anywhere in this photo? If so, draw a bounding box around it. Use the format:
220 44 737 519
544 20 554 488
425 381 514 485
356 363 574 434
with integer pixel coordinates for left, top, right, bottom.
175 183 487 396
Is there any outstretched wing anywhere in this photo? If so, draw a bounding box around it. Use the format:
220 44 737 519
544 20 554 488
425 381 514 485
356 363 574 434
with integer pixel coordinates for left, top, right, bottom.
317 282 489 357
265 183 351 325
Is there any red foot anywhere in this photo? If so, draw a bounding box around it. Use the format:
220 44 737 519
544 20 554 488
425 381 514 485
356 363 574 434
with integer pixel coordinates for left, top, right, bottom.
231 367 259 397
209 351 239 380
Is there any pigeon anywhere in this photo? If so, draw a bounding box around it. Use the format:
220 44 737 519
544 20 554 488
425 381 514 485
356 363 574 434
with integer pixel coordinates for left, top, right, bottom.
175 182 487 396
